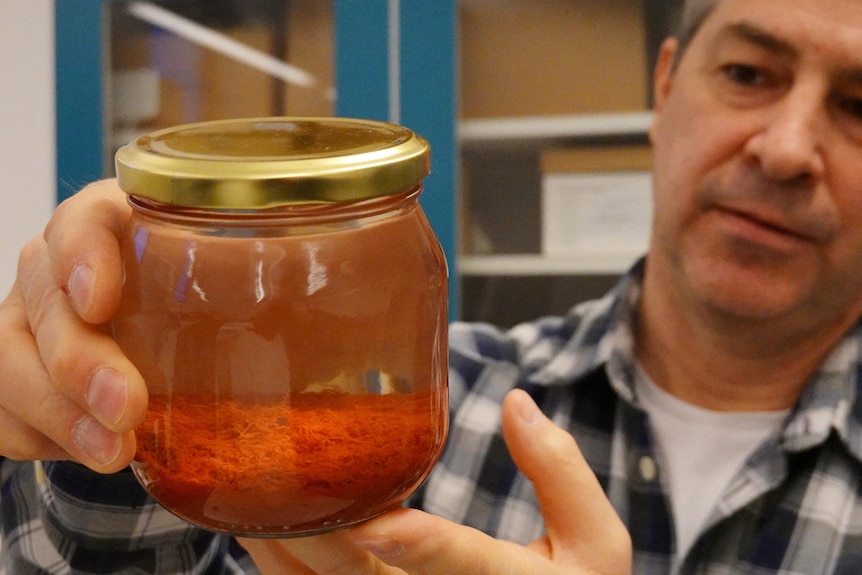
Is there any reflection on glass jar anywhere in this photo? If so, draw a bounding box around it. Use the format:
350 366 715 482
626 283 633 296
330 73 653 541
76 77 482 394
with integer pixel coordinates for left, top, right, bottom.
112 117 448 537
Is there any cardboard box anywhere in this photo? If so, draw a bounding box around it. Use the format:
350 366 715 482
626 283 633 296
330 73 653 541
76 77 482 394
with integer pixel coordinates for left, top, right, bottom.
459 0 650 118
541 145 653 256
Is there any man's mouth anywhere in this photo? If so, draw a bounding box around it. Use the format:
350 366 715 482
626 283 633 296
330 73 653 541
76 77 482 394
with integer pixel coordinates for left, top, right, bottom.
711 205 816 252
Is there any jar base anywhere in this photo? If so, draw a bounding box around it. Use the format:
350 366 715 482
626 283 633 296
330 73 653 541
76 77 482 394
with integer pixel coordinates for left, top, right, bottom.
137 475 415 537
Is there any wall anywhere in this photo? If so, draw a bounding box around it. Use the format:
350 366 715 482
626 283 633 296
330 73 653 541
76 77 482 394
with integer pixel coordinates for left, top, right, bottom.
0 0 56 295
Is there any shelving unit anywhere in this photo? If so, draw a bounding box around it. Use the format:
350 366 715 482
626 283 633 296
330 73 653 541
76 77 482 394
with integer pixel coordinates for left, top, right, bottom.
456 110 652 324
454 0 659 325
458 252 645 277
457 111 653 278
457 112 653 272
458 111 654 149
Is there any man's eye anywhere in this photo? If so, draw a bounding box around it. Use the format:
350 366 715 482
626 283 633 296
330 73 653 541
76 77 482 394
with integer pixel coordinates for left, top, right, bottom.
838 97 862 120
722 64 765 87
832 95 862 144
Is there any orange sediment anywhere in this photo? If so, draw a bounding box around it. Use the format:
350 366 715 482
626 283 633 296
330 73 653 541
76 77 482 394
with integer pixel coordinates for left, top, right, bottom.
133 389 445 533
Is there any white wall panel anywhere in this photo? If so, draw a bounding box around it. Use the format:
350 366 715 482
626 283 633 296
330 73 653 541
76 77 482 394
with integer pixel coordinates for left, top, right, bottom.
0 0 56 295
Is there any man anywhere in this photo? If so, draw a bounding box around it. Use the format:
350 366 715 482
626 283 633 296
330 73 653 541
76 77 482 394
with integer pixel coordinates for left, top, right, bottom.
5 0 862 572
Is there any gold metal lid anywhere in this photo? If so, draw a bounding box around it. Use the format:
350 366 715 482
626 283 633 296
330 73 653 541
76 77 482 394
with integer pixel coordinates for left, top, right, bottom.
114 117 430 209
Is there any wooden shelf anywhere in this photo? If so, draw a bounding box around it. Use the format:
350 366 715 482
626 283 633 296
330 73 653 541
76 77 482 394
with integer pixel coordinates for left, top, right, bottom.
458 253 643 277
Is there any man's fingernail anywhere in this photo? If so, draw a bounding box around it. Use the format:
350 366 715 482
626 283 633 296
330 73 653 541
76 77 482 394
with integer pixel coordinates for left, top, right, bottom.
352 536 404 560
73 415 122 466
88 368 128 427
515 390 544 425
68 264 94 315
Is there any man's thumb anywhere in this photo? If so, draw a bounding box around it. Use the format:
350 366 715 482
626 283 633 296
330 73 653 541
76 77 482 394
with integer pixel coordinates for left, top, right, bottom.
501 389 631 572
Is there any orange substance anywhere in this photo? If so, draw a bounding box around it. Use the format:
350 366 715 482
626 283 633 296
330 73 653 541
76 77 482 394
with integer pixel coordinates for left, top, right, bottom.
133 389 444 535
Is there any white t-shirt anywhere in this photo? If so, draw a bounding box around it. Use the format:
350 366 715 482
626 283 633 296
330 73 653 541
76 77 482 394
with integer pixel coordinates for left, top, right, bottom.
634 366 789 563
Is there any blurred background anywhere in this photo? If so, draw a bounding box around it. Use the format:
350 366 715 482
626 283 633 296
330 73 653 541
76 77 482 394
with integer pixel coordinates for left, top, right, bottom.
1 0 680 324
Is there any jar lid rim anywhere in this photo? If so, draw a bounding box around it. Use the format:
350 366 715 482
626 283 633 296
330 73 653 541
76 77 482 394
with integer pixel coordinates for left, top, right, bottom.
115 117 430 209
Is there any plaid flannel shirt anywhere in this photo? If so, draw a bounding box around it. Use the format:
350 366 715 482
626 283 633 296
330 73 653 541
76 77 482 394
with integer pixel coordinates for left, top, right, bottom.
4 259 862 574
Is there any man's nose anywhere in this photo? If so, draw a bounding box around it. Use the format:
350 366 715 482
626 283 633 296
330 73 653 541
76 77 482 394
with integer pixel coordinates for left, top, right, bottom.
743 85 826 185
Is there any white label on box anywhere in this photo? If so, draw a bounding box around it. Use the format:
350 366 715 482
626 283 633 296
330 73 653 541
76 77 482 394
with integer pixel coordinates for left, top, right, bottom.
542 171 653 256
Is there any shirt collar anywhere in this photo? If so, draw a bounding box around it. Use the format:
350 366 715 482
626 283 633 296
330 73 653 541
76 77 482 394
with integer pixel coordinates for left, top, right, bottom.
783 326 862 461
525 258 644 398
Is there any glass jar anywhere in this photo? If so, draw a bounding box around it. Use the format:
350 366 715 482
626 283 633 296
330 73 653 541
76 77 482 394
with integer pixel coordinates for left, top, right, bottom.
112 117 448 537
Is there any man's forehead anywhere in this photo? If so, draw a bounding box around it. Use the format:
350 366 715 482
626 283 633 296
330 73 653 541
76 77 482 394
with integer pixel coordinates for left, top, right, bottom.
690 0 862 64
711 22 797 56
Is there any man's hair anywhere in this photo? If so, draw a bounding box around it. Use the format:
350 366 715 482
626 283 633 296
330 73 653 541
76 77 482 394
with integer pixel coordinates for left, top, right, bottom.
675 0 720 59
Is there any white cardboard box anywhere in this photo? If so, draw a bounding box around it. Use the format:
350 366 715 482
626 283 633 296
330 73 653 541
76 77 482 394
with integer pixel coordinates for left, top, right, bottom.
541 169 653 257
540 146 653 257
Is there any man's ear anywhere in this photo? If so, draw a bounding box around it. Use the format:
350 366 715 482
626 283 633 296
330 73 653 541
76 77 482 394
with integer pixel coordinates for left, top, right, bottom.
652 37 680 114
650 37 680 144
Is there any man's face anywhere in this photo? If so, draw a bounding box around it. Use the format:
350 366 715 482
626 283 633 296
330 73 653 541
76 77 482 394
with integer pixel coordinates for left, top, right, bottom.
648 0 862 328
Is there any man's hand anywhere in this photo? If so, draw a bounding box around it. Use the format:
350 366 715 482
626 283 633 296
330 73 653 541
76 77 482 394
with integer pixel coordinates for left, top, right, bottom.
240 389 632 575
0 176 632 574
0 179 146 473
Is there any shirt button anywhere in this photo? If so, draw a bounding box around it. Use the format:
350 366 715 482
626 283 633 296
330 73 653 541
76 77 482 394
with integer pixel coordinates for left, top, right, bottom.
638 456 657 482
